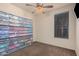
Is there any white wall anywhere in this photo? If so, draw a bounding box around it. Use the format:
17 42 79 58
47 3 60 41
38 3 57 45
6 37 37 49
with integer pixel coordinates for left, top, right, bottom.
76 18 79 55
34 4 76 50
32 15 37 41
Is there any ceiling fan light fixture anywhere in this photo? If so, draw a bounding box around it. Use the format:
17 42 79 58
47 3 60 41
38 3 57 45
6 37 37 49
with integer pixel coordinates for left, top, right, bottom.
25 3 53 14
36 6 44 13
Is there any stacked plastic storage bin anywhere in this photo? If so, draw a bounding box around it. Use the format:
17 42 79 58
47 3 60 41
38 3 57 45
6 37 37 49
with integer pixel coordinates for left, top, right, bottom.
0 11 32 55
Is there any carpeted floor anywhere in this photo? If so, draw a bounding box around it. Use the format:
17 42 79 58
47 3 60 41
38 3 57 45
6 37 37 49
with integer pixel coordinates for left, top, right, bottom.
8 42 76 56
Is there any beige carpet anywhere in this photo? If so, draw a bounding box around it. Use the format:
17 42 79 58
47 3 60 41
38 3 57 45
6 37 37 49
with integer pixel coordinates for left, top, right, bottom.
8 42 76 56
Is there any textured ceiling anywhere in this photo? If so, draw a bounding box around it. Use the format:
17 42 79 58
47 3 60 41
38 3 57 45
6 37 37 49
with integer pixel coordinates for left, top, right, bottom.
12 3 74 14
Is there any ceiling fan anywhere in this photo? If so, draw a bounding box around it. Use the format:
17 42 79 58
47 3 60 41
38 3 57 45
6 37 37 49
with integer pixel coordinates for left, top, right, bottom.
25 3 53 14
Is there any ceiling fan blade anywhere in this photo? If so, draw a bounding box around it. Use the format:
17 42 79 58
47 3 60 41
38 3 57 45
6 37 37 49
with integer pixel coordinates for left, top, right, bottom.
43 5 53 8
25 4 35 7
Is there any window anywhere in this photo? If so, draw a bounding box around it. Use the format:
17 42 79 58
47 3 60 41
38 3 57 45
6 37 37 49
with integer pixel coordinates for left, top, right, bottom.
54 12 69 38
